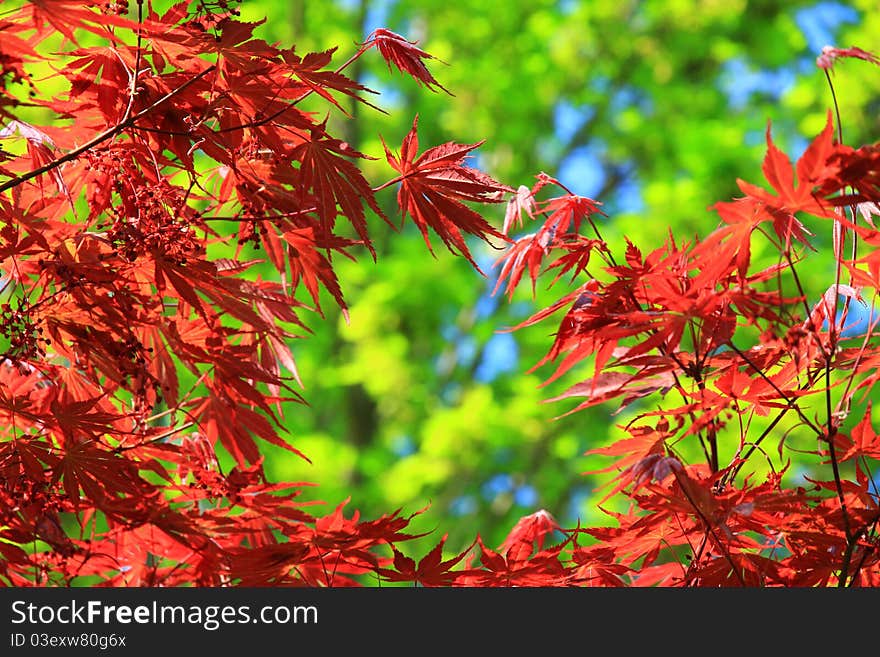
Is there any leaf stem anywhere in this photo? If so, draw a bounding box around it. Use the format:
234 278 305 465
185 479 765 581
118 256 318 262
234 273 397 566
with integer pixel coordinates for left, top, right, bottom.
824 70 844 145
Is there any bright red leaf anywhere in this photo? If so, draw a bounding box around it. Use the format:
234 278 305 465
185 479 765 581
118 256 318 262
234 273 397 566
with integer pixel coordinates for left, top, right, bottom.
382 114 511 270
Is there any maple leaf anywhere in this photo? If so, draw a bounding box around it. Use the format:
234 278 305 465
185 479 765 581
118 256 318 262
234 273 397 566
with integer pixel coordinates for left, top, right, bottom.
291 121 390 257
546 235 607 286
705 197 763 278
569 544 630 586
823 143 880 207
48 395 124 444
363 28 451 94
492 188 606 300
492 229 553 300
313 499 428 550
471 535 572 586
547 368 677 416
209 18 280 70
737 113 838 249
502 184 537 235
281 47 381 112
816 45 880 71
191 382 310 469
63 46 133 122
0 119 70 200
500 509 560 554
24 0 137 44
283 226 350 317
382 115 512 270
539 193 605 236
838 403 880 461
802 282 865 335
584 421 674 504
381 534 476 586
52 441 150 507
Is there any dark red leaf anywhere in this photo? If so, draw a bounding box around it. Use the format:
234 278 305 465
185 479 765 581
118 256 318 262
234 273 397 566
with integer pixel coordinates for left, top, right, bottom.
364 28 450 94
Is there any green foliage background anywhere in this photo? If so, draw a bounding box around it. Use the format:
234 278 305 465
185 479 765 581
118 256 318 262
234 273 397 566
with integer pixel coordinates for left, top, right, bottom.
213 0 880 557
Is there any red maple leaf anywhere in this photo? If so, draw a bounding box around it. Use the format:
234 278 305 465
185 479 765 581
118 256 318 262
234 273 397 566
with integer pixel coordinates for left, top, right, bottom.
468 535 572 586
291 121 390 257
838 402 880 461
382 115 511 270
492 229 553 300
380 534 476 586
499 509 560 558
363 28 450 94
816 45 880 71
492 188 606 300
737 112 838 248
282 226 351 316
282 47 380 111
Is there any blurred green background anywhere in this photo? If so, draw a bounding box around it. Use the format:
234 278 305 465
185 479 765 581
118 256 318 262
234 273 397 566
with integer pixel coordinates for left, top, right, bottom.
226 0 880 556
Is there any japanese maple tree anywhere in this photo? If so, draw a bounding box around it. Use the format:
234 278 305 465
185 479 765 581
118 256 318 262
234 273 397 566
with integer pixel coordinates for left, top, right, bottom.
0 0 510 586
0 0 878 587
485 48 880 587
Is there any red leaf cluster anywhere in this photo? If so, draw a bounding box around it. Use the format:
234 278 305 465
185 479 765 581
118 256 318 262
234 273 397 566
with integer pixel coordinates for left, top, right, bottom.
488 50 880 586
1 1 879 588
0 1 508 587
